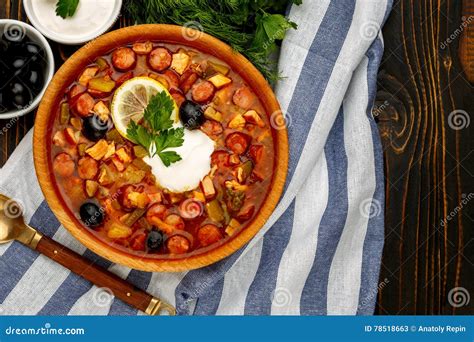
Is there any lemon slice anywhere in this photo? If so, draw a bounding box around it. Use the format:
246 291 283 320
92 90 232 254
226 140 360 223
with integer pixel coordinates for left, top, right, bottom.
110 77 179 138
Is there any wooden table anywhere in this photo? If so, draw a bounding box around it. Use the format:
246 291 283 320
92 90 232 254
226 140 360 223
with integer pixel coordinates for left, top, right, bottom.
1 1 472 315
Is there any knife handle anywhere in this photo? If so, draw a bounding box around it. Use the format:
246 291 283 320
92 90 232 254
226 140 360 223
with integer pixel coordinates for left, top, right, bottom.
33 234 175 315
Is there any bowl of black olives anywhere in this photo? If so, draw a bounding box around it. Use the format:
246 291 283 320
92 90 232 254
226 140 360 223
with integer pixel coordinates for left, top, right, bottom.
0 19 54 119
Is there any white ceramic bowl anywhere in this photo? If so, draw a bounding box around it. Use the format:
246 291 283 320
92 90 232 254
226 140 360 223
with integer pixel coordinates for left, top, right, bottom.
0 19 55 120
23 0 122 45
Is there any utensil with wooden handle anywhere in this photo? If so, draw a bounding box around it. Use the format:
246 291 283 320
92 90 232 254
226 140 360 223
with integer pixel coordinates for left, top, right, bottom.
0 193 175 315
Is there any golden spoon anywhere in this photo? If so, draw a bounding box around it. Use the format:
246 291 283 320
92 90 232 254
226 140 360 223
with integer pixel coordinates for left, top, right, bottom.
0 193 175 315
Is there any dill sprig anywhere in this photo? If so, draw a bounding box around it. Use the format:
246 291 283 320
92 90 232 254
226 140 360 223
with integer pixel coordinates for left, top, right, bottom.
124 0 302 83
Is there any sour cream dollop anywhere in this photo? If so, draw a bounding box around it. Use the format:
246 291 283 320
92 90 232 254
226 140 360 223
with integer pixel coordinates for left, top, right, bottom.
143 129 215 193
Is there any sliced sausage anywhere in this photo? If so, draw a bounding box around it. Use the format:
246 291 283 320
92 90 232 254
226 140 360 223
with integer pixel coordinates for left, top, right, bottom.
146 203 167 222
236 205 255 221
225 132 250 155
132 41 153 55
248 144 264 163
77 156 99 180
191 80 215 103
211 150 230 168
111 47 136 71
53 153 75 177
162 69 180 89
87 89 109 99
198 224 223 247
148 47 172 72
167 235 190 254
130 232 146 251
179 70 198 94
71 93 95 117
170 90 185 108
232 86 255 110
114 71 133 87
68 84 85 100
164 214 185 230
201 119 223 137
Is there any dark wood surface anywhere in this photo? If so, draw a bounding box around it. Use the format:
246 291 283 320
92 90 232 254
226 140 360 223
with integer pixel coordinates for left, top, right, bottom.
1 1 472 314
375 0 473 314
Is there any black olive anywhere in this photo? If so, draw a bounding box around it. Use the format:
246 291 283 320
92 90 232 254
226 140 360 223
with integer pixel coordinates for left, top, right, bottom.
7 80 32 110
79 202 104 228
22 67 43 91
147 230 164 251
179 100 205 129
82 114 111 141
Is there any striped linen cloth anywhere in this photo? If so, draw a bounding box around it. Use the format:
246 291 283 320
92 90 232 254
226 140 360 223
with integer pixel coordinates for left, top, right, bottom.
0 0 391 315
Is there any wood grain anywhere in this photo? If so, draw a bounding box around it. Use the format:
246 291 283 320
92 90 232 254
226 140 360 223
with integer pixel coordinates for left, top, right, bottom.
1 0 472 313
33 24 288 272
375 0 473 314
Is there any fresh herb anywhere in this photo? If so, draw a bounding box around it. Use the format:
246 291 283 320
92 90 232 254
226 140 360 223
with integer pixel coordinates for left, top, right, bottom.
124 0 302 82
127 93 184 166
55 0 80 19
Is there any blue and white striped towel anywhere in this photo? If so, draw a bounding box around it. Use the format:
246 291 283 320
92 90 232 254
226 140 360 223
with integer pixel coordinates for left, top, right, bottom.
0 0 391 315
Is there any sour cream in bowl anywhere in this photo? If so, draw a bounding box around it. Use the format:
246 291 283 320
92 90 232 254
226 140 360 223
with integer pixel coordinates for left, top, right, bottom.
23 0 122 45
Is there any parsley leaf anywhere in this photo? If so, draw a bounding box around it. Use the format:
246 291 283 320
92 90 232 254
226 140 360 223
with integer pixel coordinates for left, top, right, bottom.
158 151 182 167
55 0 80 19
126 92 184 167
154 128 184 152
126 121 153 149
143 91 175 132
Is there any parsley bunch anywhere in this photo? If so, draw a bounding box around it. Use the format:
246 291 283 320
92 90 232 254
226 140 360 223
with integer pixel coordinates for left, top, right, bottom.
127 92 184 167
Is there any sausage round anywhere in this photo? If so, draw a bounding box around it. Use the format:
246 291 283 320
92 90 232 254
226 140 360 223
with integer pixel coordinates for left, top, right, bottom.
225 132 250 155
146 203 167 222
211 150 230 168
53 153 75 177
167 235 190 254
164 214 185 230
232 86 255 110
77 156 99 180
191 81 215 103
111 47 136 71
179 70 198 93
132 41 153 55
163 69 180 89
72 93 95 117
148 47 172 72
170 90 185 108
198 224 223 247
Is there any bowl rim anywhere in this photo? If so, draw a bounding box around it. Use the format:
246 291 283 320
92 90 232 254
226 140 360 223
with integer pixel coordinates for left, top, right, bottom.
23 0 122 45
0 19 55 120
33 24 288 272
